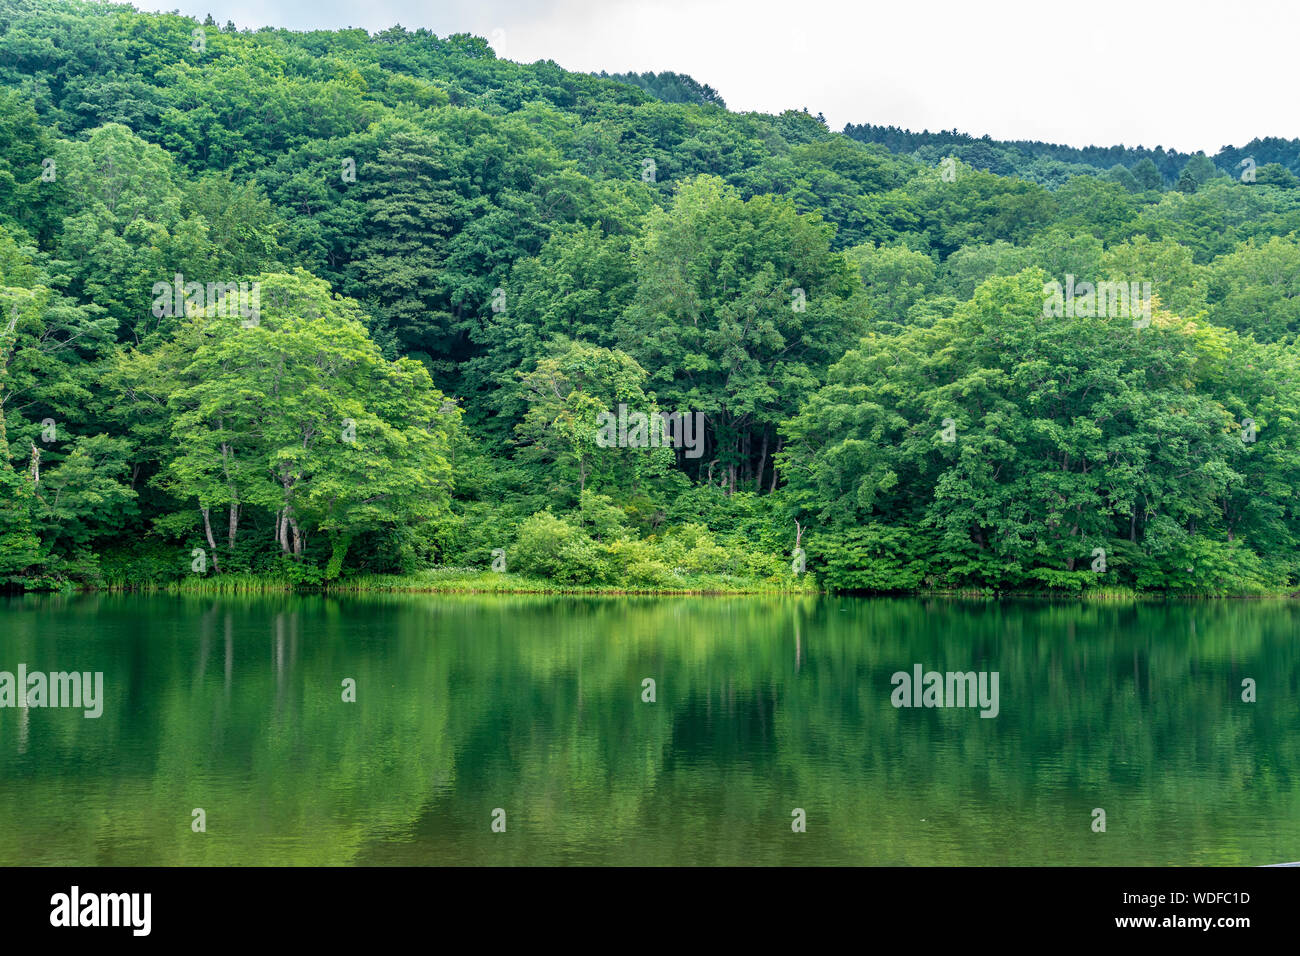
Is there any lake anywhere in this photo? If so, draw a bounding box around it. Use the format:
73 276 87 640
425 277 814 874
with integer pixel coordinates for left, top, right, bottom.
1 593 1296 865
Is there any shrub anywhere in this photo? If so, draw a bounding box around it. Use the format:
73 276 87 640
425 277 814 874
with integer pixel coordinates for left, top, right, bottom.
811 524 926 592
512 512 609 584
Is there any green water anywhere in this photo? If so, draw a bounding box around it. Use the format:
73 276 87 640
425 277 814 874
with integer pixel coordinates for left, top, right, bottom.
0 593 1296 866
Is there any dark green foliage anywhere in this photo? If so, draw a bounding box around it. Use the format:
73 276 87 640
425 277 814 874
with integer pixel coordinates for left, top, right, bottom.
599 71 726 108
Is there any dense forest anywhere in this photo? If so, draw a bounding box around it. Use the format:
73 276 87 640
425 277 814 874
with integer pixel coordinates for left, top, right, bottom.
3 0 1300 595
595 70 726 108
842 123 1300 190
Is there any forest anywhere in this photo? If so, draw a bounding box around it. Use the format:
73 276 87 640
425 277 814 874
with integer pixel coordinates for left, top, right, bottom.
3 0 1300 595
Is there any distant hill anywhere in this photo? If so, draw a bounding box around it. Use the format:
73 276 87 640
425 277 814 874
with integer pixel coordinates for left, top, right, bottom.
843 122 1300 186
597 71 726 108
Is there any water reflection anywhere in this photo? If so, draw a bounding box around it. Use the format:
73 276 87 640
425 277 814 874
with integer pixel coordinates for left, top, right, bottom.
0 594 1296 865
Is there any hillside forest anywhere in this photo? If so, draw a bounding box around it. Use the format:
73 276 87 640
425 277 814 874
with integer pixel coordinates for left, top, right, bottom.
5 1 1300 594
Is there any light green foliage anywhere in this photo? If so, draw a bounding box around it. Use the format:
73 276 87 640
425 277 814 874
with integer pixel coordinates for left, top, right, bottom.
781 271 1294 592
160 271 461 575
513 341 658 500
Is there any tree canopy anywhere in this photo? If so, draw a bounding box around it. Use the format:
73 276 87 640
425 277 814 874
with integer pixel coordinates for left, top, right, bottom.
4 0 1300 594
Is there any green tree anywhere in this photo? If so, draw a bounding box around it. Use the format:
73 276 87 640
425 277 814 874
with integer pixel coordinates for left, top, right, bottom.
513 341 657 499
162 271 462 575
782 271 1249 591
623 176 867 493
1131 158 1164 191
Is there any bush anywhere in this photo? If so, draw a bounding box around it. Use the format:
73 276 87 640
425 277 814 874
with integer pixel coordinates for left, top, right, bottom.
811 524 926 592
1132 538 1276 594
511 512 610 584
624 559 683 589
278 556 325 587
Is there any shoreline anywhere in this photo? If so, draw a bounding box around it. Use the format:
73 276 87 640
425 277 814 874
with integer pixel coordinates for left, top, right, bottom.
6 571 1295 599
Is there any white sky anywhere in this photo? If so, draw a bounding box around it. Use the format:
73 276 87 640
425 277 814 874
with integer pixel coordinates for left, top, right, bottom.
136 0 1297 153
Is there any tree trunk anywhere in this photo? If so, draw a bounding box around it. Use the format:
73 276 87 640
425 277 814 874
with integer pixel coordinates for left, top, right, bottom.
755 431 769 492
219 432 239 550
279 473 295 554
769 436 783 493
200 506 222 573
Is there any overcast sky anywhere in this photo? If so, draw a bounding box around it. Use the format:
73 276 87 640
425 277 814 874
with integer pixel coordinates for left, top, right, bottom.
137 0 1295 154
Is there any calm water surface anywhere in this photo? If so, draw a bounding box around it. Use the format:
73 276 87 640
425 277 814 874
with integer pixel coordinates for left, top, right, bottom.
0 594 1296 865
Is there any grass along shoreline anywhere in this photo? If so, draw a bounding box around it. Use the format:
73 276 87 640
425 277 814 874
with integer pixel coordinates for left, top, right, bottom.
71 571 1300 598
90 568 817 595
